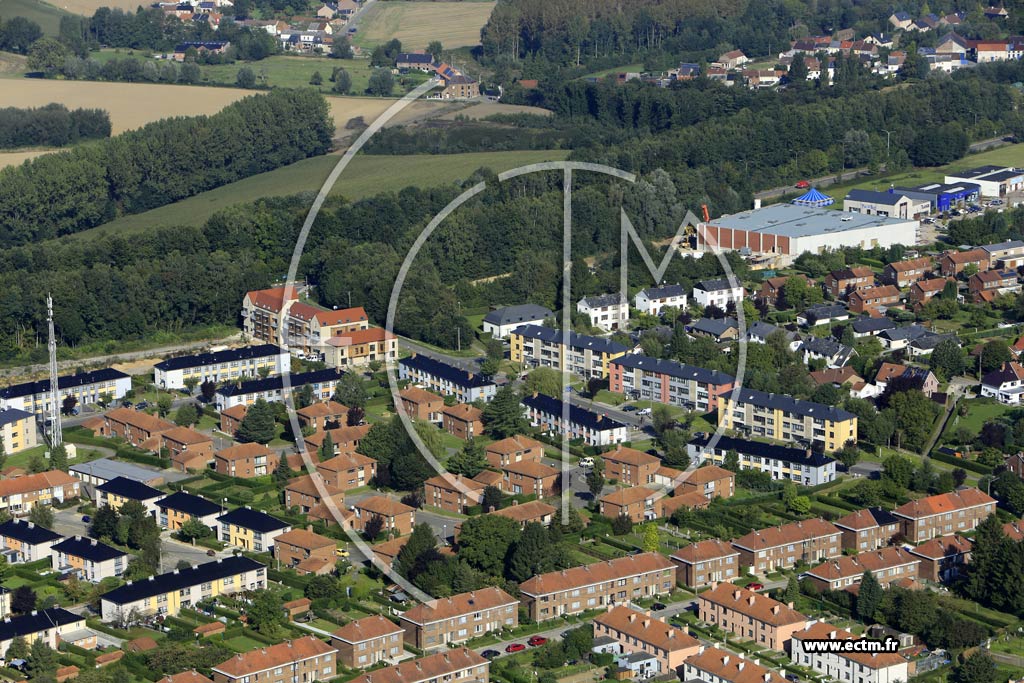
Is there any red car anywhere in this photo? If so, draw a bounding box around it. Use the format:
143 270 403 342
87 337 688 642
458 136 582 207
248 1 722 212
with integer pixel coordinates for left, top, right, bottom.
528 636 548 647
506 643 526 653
747 582 765 591
795 180 810 189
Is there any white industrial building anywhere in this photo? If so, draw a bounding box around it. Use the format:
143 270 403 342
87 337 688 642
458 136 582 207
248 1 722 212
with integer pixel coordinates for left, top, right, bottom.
945 165 1024 197
695 204 918 257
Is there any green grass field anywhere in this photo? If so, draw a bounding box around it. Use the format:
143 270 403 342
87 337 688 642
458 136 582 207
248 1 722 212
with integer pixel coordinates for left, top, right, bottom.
582 63 644 79
0 0 69 34
942 398 1014 440
352 1 495 50
63 149 570 238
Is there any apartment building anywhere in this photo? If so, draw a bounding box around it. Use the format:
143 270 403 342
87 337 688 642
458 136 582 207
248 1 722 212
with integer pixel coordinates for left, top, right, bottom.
518 552 676 622
95 477 163 516
0 367 131 417
0 519 62 563
0 409 36 455
0 608 86 659
399 354 496 404
609 355 735 412
284 474 345 516
399 387 445 423
522 393 628 447
982 361 1024 405
211 637 337 683
214 443 279 479
482 304 553 339
216 507 291 552
510 325 629 380
51 535 128 582
294 401 348 433
600 486 659 523
688 435 836 487
970 269 1022 303
698 583 807 651
240 285 299 345
214 368 343 410
803 547 920 593
316 451 376 491
717 388 858 452
892 488 996 542
883 257 934 287
0 470 79 516
153 344 290 390
485 435 545 468
982 240 1024 269
305 424 372 459
834 507 902 552
791 622 909 683
349 496 416 537
424 474 485 514
443 404 484 440
97 408 175 448
909 534 972 582
100 556 266 621
345 649 489 683
909 278 953 308
501 460 559 498
400 586 518 649
635 284 688 316
577 293 629 331
939 248 989 277
670 539 740 590
241 285 369 356
693 279 745 309
324 327 397 369
677 465 734 500
824 266 874 299
848 285 901 316
602 446 660 486
594 605 700 676
155 491 221 531
330 615 404 668
274 528 336 576
732 519 842 573
683 646 788 683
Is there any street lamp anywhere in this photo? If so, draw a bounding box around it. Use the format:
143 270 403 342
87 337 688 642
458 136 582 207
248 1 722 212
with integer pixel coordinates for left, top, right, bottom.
881 129 892 157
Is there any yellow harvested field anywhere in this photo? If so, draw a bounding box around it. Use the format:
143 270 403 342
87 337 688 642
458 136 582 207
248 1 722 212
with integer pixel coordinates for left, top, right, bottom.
324 95 451 131
439 102 552 120
0 149 55 170
354 1 495 49
50 0 145 13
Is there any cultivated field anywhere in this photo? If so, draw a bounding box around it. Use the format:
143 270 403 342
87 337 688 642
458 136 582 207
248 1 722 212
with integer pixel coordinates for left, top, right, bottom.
0 52 27 78
0 0 69 33
438 102 553 120
63 149 571 237
0 149 55 170
353 1 495 50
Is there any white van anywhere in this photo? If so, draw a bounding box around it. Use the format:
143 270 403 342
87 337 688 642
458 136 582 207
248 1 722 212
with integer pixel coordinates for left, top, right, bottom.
579 457 594 468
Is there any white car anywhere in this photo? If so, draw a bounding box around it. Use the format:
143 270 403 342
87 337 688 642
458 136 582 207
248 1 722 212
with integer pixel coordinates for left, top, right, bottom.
636 408 653 416
578 457 594 468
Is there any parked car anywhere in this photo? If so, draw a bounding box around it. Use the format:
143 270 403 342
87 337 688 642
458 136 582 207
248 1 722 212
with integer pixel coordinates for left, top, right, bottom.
636 408 652 416
578 457 595 468
652 602 667 611
81 515 91 523
506 643 526 653
135 401 149 410
206 549 216 556
121 400 132 408
795 180 810 189
922 217 935 224
336 547 350 557
785 674 800 682
747 582 765 590
991 199 1004 205
621 405 637 412
481 650 501 660
528 636 548 647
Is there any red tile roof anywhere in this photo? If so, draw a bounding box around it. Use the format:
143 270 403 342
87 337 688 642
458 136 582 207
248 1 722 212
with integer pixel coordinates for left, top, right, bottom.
908 534 972 559
806 547 918 582
893 489 995 519
732 519 840 552
213 636 335 677
332 615 403 644
402 587 517 625
671 539 739 564
686 646 788 683
700 583 807 626
519 552 674 597
595 605 700 653
346 648 487 683
793 622 907 668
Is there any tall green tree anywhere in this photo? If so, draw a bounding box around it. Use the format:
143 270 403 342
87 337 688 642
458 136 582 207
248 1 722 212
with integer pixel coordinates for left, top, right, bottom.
236 398 277 444
333 373 368 408
856 570 882 621
508 522 556 581
457 514 520 576
395 523 438 579
483 386 527 439
446 440 487 477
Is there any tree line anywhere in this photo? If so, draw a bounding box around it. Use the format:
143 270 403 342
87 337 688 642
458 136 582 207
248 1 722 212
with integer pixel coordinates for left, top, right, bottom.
0 88 332 246
0 103 111 149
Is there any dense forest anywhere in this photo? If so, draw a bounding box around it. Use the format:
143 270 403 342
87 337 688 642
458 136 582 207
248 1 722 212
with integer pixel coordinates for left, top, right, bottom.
0 88 332 246
0 103 110 149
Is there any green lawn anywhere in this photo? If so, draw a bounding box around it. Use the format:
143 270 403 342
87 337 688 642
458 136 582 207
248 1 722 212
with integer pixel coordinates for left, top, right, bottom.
223 635 267 652
0 0 69 34
942 399 1013 440
60 149 570 239
582 63 644 79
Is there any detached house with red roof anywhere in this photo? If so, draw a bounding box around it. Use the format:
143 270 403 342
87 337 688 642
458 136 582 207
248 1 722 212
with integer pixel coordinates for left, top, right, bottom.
501 460 559 498
399 387 445 423
909 277 954 309
893 489 996 542
603 446 660 486
969 269 1021 302
939 248 989 277
399 586 518 649
676 465 734 500
600 486 660 523
884 257 933 287
348 496 416 537
274 527 337 575
982 361 1024 404
295 400 347 432
485 435 545 468
848 285 900 316
424 474 484 514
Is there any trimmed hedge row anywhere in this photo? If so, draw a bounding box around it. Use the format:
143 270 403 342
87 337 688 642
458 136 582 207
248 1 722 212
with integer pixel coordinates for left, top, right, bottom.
930 450 993 474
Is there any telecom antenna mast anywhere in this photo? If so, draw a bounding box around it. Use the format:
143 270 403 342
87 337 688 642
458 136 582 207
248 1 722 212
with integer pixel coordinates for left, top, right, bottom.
46 294 62 447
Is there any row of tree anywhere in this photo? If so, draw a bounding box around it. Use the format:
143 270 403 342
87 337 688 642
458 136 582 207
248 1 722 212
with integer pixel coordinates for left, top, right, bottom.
0 103 111 149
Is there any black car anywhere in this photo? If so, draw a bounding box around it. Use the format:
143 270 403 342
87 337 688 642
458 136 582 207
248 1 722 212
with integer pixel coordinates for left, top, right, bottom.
135 401 148 410
785 675 800 682
621 405 638 412
651 602 667 611
481 650 501 660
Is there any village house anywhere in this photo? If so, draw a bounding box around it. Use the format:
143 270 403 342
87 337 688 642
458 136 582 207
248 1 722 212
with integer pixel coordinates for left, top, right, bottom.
398 354 496 403
577 293 629 331
273 527 337 576
910 534 972 582
330 615 404 668
939 248 990 277
305 424 372 459
798 337 856 369
893 489 996 542
316 450 376 491
519 553 676 622
810 366 864 390
440 74 480 99
0 470 80 515
482 304 554 339
717 49 749 69
0 518 62 563
485 435 545 468
848 285 901 316
676 465 735 500
797 303 850 327
883 258 933 287
501 460 559 498
875 363 939 397
400 586 518 649
684 646 788 683
594 605 701 676
295 401 348 432
324 327 397 369
424 474 484 514
97 408 175 447
670 539 740 589
982 240 1024 269
756 275 812 308
399 387 445 423
211 636 336 683
850 317 896 338
151 426 214 472
345 649 488 683
824 266 875 299
348 496 415 537
52 535 128 582
602 446 660 486
216 507 291 552
791 622 909 683
214 443 279 479
693 279 745 309
155 491 221 531
635 284 688 316
909 277 953 309
95 477 163 516
732 519 842 573
442 404 484 440
698 582 808 650
688 435 837 486
683 316 737 341
982 361 1024 404
486 500 557 528
283 474 345 515
510 325 629 379
969 269 1021 302
834 507 902 552
218 404 247 436
600 486 659 523
803 547 920 593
